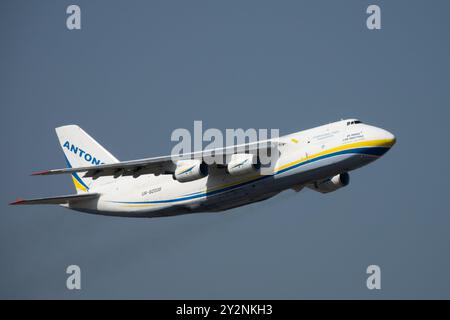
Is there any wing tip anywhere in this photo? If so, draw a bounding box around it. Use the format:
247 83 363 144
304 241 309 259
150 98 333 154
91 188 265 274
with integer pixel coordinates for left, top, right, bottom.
31 170 50 176
9 198 25 205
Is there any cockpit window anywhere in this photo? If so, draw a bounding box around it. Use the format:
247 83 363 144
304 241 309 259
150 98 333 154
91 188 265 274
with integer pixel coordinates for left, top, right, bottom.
347 120 363 126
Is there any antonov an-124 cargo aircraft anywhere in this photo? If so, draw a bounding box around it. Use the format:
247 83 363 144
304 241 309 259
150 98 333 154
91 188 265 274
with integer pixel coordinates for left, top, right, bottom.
11 119 395 218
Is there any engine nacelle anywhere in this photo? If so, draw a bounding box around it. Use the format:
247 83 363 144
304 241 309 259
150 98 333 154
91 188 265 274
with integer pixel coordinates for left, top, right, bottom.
309 172 350 193
174 160 208 183
227 153 260 176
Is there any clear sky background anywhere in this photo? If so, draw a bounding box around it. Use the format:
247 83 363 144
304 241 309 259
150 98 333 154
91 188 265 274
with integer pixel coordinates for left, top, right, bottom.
1 0 449 299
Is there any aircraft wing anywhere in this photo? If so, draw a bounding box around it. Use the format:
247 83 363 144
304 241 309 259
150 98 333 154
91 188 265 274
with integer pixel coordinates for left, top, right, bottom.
32 140 279 178
9 193 100 205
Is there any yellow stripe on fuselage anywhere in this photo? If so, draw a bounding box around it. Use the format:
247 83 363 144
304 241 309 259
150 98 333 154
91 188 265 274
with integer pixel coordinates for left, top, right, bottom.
118 138 395 208
275 138 395 173
190 138 394 196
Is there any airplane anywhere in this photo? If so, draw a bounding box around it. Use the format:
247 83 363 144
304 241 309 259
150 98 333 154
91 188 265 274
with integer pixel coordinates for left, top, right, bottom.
10 119 396 218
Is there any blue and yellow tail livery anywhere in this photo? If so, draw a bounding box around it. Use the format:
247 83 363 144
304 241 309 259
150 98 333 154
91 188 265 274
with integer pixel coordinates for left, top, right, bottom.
55 125 119 193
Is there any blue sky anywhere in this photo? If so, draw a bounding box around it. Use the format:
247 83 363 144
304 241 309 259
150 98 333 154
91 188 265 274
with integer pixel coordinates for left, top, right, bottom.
1 0 449 298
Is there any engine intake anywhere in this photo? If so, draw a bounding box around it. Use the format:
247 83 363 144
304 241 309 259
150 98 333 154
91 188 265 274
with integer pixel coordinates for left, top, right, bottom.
309 172 350 193
227 153 260 176
174 160 208 183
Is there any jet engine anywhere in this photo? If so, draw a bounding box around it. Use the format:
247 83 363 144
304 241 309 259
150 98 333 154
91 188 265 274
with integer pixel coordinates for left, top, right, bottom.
308 172 350 193
173 160 208 182
227 154 260 176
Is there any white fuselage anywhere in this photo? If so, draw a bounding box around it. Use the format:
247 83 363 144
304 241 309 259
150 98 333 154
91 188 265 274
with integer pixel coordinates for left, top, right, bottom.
67 119 395 218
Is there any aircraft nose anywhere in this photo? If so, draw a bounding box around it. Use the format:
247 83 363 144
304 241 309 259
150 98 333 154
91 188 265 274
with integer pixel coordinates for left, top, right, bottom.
377 128 396 147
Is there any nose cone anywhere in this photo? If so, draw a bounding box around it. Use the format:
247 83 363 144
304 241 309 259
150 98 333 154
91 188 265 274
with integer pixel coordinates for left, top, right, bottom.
362 126 396 159
378 128 396 147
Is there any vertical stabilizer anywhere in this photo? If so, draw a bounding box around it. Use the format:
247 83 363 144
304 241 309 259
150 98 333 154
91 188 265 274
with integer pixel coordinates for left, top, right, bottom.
55 125 119 193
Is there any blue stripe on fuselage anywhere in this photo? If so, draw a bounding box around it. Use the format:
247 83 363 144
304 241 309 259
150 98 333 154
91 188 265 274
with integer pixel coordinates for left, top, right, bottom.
108 146 389 205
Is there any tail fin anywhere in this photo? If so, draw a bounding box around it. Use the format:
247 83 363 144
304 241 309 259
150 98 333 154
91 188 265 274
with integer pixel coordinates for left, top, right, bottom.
55 125 119 193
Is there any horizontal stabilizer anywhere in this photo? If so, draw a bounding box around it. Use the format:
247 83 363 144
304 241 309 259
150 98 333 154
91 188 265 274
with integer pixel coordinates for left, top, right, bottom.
9 193 100 205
